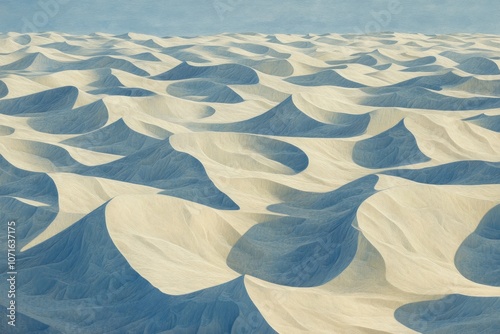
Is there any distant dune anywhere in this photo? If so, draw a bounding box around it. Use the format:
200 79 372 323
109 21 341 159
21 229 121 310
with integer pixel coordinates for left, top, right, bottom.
0 32 499 333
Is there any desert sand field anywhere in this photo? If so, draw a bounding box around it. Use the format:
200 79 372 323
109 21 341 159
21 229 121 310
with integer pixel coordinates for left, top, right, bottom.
0 31 499 333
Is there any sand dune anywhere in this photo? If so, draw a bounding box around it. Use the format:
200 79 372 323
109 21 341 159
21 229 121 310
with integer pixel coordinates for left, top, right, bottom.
0 31 499 333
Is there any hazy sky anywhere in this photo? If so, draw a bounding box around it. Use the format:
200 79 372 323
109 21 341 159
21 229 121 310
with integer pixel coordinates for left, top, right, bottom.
0 0 498 36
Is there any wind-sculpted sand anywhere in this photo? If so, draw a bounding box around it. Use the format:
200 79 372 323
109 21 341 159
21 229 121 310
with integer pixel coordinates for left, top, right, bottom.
0 31 499 333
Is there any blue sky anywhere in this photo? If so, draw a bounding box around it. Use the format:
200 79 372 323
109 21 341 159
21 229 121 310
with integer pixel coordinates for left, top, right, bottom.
0 0 498 36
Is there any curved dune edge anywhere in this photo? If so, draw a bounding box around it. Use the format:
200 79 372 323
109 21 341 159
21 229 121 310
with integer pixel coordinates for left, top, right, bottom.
455 204 500 287
244 235 420 334
105 194 244 295
245 181 500 334
358 182 500 296
21 174 162 251
170 132 309 175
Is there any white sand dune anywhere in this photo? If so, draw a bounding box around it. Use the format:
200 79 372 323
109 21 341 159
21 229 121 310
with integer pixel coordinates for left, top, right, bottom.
1 31 499 333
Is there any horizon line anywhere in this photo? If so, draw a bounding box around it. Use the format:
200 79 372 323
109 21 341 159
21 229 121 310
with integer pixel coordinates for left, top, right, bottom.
2 30 500 39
